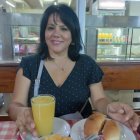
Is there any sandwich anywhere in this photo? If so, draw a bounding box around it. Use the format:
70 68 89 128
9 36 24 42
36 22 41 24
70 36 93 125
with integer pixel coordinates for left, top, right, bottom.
84 112 121 140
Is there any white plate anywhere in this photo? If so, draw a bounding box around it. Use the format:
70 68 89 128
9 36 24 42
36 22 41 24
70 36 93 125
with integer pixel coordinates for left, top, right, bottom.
20 117 71 140
53 117 70 136
70 119 136 140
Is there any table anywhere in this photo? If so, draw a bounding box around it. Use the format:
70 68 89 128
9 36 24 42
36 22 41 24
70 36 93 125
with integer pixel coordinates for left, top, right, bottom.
0 121 140 140
0 121 21 140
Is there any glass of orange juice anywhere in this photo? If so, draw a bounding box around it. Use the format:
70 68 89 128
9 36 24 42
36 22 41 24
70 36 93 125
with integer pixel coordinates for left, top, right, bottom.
31 94 55 137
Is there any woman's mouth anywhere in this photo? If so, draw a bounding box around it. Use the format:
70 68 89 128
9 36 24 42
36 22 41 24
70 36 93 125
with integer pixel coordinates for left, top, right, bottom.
51 40 63 45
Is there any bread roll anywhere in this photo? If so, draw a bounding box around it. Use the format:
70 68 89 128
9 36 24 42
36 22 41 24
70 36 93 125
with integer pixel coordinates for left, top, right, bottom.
102 120 120 140
84 112 121 140
84 112 106 137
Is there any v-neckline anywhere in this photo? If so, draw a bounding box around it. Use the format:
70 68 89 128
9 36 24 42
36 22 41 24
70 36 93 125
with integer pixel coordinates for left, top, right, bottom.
44 61 77 89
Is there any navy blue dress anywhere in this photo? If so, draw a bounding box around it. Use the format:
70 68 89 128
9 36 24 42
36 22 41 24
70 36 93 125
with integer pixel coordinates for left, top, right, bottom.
19 54 104 118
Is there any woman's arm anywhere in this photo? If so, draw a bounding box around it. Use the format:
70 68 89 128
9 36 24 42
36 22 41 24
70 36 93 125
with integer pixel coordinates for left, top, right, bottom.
89 82 111 115
90 82 110 114
8 68 31 120
8 68 38 136
89 82 140 131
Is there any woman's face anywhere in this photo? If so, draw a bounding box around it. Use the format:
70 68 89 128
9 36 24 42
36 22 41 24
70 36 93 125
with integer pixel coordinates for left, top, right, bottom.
45 14 72 55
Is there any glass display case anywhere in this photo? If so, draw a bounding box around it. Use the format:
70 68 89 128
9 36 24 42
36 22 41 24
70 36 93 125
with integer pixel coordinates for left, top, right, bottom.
96 28 128 61
85 16 140 62
96 28 140 61
129 28 140 60
0 13 41 61
11 26 40 61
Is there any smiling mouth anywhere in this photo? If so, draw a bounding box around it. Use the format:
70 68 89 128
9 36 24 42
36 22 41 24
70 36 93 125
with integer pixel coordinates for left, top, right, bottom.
51 40 63 45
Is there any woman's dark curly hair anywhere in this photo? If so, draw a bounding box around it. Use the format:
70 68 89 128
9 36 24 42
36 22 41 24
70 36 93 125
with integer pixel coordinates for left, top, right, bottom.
38 3 83 61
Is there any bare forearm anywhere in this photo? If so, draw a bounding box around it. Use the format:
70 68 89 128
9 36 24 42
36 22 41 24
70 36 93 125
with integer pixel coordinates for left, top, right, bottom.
8 102 27 120
94 98 111 115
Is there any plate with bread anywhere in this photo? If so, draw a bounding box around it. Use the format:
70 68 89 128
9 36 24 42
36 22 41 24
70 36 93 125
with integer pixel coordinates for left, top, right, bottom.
70 112 136 140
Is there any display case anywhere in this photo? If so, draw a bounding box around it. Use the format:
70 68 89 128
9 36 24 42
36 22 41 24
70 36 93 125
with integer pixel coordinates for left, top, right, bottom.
11 26 40 61
96 28 128 61
0 13 41 61
96 27 140 61
129 28 140 60
85 16 140 61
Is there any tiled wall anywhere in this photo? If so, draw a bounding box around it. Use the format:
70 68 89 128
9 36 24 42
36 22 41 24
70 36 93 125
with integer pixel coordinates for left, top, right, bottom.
105 90 134 107
91 90 137 110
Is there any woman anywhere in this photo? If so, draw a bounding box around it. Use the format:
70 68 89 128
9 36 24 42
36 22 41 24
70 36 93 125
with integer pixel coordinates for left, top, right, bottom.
8 3 139 137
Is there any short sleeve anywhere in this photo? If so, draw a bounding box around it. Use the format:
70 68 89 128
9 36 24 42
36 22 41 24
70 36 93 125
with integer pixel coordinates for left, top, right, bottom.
19 56 32 80
19 54 41 81
87 57 104 85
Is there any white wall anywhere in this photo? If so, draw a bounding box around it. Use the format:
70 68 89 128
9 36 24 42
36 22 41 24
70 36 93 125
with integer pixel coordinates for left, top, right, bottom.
128 1 140 16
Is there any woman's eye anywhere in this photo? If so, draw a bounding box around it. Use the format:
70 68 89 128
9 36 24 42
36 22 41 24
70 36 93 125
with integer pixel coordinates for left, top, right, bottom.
61 27 68 31
46 26 54 30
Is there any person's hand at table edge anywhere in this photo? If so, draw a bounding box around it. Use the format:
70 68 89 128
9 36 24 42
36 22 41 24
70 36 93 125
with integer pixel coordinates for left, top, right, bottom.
107 102 140 131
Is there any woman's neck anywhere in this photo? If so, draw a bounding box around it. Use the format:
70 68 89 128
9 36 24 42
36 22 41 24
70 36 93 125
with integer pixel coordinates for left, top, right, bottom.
49 53 68 60
48 49 68 60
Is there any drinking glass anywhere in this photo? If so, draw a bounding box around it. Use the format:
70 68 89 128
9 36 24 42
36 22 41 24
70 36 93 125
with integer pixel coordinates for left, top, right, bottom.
31 94 55 137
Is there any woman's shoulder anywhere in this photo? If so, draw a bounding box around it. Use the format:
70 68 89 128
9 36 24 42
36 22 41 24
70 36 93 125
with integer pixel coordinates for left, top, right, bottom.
21 54 41 64
19 54 42 79
79 54 96 63
19 54 42 70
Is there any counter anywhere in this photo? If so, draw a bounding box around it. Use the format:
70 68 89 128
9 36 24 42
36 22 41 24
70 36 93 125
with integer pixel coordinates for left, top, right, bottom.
0 60 19 66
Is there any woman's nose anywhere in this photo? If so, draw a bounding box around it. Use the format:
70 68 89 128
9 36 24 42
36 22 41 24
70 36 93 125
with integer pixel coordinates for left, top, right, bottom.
53 28 60 37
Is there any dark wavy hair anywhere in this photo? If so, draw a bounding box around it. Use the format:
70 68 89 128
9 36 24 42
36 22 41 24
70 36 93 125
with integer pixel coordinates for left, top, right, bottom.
38 3 83 61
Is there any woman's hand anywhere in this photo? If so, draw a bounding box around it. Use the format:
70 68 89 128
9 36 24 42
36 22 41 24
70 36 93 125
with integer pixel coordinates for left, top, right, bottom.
15 107 38 137
107 102 140 131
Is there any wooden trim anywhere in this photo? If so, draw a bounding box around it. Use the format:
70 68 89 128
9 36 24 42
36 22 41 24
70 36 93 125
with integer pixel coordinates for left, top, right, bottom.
0 66 17 93
0 116 11 121
101 64 140 90
1 62 140 92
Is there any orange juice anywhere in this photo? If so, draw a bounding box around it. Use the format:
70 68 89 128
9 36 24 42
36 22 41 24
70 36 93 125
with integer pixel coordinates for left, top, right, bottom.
31 95 55 137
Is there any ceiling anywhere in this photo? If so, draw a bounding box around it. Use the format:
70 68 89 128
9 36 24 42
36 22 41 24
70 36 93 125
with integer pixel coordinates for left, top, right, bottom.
1 0 140 13
23 0 72 9
0 0 76 13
